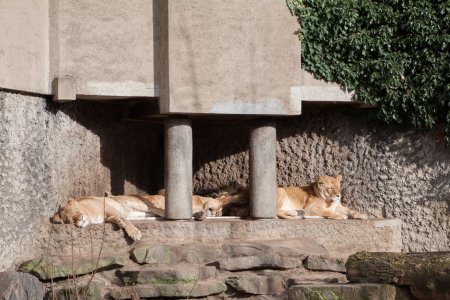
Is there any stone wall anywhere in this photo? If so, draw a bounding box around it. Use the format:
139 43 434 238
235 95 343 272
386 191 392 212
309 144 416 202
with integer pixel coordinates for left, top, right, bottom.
1 91 448 270
193 107 450 252
0 91 163 271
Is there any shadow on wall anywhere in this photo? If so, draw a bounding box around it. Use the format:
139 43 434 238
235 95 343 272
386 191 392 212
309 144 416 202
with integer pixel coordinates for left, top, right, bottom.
45 99 164 198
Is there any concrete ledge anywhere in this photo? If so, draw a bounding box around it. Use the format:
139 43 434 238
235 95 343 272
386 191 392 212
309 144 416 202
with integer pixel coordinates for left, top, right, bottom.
36 219 401 260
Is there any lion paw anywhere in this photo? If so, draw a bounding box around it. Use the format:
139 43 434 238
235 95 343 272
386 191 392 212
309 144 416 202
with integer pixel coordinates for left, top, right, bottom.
75 215 89 228
329 215 348 220
126 227 142 241
296 210 305 219
193 211 207 221
353 213 368 220
286 210 299 217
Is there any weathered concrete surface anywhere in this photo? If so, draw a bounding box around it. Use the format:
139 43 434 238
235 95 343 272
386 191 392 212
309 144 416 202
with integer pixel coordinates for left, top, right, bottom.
249 122 277 218
0 91 163 271
0 0 49 94
159 0 302 115
0 271 45 300
55 0 158 98
192 107 450 252
164 119 193 220
38 219 401 259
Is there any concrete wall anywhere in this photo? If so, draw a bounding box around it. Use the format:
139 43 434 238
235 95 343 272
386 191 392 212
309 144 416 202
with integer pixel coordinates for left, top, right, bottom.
159 0 302 115
192 107 450 252
0 91 163 271
0 0 49 94
55 0 158 98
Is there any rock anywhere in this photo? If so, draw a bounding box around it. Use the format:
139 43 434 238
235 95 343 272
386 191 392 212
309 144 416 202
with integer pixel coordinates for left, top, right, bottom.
110 281 227 299
46 280 105 300
19 255 128 280
289 284 399 300
223 238 328 259
131 243 222 265
226 275 285 295
304 255 346 273
346 251 450 300
117 266 216 285
0 271 45 300
218 255 303 271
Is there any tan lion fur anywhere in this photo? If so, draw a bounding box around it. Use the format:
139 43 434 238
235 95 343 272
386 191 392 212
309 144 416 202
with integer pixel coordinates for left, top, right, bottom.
52 193 224 240
276 175 367 219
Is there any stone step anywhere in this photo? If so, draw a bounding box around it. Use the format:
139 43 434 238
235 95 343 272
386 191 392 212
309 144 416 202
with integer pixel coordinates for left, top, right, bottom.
109 280 227 299
117 265 217 285
288 283 414 300
37 219 402 260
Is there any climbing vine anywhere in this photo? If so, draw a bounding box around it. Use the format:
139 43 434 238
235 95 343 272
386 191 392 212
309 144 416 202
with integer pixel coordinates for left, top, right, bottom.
287 0 450 141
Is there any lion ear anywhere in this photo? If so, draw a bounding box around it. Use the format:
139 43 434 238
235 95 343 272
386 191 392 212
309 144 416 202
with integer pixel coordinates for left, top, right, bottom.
335 175 343 181
52 213 62 224
315 176 324 185
67 199 77 205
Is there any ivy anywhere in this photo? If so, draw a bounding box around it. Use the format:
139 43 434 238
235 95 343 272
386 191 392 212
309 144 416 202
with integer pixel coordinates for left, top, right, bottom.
287 0 450 142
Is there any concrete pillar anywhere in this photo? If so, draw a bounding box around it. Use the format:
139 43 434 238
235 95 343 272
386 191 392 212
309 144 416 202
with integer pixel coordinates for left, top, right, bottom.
249 121 277 219
164 118 193 220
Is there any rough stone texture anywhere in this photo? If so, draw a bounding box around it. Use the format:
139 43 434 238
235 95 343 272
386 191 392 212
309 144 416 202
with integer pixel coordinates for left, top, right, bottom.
110 281 227 299
19 255 128 280
131 243 222 265
346 251 450 300
0 91 163 271
304 256 346 273
218 255 303 271
40 219 399 260
0 271 45 300
47 279 105 300
289 284 399 300
117 266 216 285
226 275 285 295
192 107 450 252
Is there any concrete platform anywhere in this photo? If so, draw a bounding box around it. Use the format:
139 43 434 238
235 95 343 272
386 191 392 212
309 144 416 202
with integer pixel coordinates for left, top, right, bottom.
36 218 401 260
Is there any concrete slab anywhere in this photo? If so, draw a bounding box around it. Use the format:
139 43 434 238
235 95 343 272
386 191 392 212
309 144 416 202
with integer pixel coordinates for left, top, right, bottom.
37 219 401 260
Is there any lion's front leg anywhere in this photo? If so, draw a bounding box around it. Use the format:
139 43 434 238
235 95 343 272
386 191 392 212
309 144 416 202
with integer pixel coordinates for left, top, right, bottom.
105 215 142 241
348 209 368 219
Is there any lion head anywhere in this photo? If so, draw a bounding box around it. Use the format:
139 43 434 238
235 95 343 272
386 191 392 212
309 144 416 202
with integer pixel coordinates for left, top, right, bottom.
314 175 342 202
202 198 223 217
52 200 89 228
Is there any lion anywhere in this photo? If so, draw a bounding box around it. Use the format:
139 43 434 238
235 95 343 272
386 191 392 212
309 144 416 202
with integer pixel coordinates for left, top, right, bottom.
213 175 367 220
276 175 368 219
51 195 165 241
52 193 225 240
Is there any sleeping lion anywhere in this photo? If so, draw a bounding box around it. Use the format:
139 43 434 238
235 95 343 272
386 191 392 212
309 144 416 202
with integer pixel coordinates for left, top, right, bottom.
52 194 223 240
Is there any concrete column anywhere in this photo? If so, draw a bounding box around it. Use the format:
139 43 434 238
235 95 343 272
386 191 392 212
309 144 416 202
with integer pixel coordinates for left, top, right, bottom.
164 118 193 220
249 121 277 219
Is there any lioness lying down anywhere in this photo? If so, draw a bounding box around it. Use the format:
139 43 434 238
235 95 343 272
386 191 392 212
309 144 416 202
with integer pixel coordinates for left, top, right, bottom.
52 194 223 240
219 175 367 220
276 175 367 219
